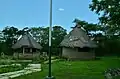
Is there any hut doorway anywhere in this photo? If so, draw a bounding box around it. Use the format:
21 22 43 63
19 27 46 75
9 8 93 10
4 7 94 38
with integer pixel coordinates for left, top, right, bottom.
77 47 90 52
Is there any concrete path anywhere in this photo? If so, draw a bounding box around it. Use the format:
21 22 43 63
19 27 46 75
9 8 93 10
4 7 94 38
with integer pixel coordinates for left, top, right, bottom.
0 64 41 79
0 64 21 68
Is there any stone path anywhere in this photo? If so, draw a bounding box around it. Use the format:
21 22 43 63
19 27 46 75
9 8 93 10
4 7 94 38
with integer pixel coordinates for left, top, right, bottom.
0 64 41 79
0 64 21 68
44 59 60 64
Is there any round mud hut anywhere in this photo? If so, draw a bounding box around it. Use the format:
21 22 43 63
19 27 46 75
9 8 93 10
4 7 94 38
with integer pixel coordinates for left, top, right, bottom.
60 24 97 60
12 32 42 59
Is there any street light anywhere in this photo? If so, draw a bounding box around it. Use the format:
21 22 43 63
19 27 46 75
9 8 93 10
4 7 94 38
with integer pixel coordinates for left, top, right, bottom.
45 0 55 79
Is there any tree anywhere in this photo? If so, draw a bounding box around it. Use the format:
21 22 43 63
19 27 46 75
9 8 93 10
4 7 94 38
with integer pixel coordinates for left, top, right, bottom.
0 31 4 43
52 26 67 55
1 26 19 55
0 25 66 56
73 19 113 56
89 0 120 56
30 27 49 52
73 18 103 36
30 26 67 55
2 26 19 45
89 0 120 35
30 27 44 43
52 26 67 46
0 31 5 54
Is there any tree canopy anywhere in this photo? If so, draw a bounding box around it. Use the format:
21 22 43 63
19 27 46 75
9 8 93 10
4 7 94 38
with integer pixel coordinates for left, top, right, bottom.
0 26 67 55
89 0 120 35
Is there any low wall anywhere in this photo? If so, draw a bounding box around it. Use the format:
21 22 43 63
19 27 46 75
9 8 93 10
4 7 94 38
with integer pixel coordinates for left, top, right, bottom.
62 47 95 60
13 53 40 59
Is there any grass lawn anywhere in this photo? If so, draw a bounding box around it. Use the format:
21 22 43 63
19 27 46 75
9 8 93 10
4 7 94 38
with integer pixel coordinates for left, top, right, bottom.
13 57 120 79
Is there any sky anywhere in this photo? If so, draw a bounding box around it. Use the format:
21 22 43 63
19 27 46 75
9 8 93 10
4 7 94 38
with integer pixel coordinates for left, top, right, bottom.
0 0 99 32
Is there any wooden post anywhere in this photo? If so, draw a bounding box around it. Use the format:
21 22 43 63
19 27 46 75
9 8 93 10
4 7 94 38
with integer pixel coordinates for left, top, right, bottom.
30 48 32 53
23 47 25 55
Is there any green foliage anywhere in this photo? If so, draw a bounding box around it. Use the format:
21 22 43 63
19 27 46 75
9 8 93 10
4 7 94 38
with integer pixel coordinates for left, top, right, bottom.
30 26 67 55
32 56 47 64
60 56 69 60
73 18 120 56
0 65 23 74
1 18 120 57
30 27 49 53
0 59 12 65
20 62 29 68
73 18 103 35
89 0 120 57
0 25 67 56
13 57 120 79
52 26 67 55
89 0 120 35
0 26 20 55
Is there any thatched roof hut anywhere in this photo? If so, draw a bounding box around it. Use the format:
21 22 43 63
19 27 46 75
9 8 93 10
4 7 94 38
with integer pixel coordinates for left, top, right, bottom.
12 33 42 49
60 24 97 60
12 32 42 54
60 25 97 48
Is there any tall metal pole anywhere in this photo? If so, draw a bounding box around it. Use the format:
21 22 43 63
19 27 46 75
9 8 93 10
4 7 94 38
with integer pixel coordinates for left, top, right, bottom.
45 0 55 79
48 0 52 77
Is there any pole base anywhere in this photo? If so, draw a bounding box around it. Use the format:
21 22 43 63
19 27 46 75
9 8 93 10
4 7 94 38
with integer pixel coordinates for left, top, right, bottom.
45 76 55 79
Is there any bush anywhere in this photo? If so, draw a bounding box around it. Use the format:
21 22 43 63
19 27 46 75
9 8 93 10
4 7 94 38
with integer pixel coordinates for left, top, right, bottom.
60 56 69 60
0 59 12 65
52 56 61 59
32 56 48 64
20 62 29 68
104 68 120 79
0 65 23 74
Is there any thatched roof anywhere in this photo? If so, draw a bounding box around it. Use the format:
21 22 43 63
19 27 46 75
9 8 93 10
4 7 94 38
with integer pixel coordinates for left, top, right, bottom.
60 25 97 48
12 32 42 49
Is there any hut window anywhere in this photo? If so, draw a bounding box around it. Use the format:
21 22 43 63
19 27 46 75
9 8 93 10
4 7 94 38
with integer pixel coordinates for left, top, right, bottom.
78 47 89 52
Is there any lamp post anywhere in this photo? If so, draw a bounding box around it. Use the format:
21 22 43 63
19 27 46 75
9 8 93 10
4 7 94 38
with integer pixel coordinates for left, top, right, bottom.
45 0 55 79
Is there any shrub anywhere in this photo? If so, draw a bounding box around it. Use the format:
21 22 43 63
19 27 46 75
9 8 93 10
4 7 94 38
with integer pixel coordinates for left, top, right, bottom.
32 56 48 64
0 59 12 65
52 56 61 59
60 56 68 60
104 68 120 79
0 65 23 74
20 62 29 68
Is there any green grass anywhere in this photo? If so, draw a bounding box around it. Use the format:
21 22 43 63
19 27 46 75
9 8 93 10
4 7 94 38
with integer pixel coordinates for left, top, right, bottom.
14 57 120 79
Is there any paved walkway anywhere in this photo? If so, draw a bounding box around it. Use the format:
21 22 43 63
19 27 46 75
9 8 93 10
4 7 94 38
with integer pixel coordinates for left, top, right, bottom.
0 64 41 79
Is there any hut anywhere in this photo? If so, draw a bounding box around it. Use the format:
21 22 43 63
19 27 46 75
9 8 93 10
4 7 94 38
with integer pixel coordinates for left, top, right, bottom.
12 32 42 59
60 24 97 60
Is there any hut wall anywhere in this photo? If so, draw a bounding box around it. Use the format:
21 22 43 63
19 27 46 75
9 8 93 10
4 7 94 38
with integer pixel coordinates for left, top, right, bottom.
62 47 95 60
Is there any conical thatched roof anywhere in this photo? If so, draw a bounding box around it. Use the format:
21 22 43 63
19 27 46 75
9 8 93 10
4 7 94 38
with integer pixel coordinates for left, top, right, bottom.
60 25 97 48
12 32 42 49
